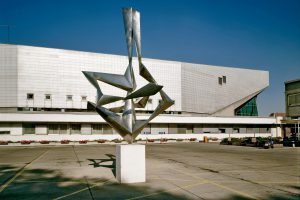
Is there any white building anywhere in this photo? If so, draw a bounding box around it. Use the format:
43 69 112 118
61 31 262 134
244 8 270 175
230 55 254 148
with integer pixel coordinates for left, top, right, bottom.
0 44 281 141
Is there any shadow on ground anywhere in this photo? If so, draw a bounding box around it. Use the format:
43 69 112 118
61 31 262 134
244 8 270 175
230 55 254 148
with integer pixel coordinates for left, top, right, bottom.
88 154 116 177
0 164 299 200
0 164 189 200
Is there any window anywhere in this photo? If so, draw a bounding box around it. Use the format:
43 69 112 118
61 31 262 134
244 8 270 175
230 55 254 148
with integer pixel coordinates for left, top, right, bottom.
27 93 34 100
259 127 271 133
103 124 113 134
219 128 226 133
218 77 222 85
148 98 152 104
246 128 254 133
233 128 240 133
71 124 81 134
92 124 102 134
177 124 193 134
60 124 68 134
23 123 35 134
66 95 73 101
81 96 87 101
288 93 300 106
235 97 258 116
45 94 51 100
222 76 226 84
48 124 59 134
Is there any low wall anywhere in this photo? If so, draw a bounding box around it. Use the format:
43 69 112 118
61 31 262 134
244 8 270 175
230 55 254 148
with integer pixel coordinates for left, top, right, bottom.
0 132 272 142
137 133 271 141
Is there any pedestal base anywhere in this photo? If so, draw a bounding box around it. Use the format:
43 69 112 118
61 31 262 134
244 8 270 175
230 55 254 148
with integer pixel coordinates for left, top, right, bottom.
116 144 145 183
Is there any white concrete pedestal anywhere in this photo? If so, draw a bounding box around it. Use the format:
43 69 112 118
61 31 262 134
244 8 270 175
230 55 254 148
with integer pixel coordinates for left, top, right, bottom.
116 144 145 183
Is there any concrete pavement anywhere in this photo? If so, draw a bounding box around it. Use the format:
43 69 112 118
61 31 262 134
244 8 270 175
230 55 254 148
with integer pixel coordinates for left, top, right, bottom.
0 143 299 199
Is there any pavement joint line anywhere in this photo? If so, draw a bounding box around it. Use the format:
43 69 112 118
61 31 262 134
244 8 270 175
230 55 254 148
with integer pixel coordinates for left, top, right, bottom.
147 178 300 184
125 181 207 200
148 177 196 182
53 179 112 200
159 175 206 199
14 180 90 184
71 145 95 200
0 149 49 193
171 168 259 200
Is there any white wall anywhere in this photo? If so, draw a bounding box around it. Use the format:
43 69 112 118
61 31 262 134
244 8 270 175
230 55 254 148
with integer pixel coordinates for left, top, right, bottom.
0 113 278 141
0 112 277 124
0 133 273 142
0 123 22 135
0 44 18 107
16 45 181 112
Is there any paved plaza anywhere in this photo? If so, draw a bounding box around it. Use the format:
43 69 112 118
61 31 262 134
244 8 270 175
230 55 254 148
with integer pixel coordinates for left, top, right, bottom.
0 143 299 200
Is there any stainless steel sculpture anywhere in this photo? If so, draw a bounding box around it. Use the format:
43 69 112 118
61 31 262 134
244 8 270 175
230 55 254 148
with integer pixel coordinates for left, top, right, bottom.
82 8 174 143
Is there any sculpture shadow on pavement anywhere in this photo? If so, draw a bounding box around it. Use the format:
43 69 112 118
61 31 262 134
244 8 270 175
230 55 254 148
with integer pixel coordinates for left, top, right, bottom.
87 154 116 177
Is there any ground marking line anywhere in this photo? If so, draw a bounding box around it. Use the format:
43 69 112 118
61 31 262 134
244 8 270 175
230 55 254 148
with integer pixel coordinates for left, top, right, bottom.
148 177 196 182
126 181 207 200
184 167 300 197
171 168 258 200
53 179 112 200
209 181 300 184
221 170 287 172
0 149 49 193
209 181 259 200
256 181 300 184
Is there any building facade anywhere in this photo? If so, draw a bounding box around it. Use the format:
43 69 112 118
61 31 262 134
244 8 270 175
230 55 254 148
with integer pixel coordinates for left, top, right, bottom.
285 79 300 119
282 79 300 139
0 44 281 141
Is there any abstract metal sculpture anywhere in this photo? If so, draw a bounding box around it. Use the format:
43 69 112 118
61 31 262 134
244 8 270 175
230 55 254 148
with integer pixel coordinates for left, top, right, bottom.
82 8 174 143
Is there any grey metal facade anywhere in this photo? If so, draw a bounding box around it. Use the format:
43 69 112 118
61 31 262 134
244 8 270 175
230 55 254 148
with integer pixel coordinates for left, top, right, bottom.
181 62 268 116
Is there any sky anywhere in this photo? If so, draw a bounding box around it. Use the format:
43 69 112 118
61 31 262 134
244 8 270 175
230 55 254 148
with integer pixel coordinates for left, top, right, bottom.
0 0 299 116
